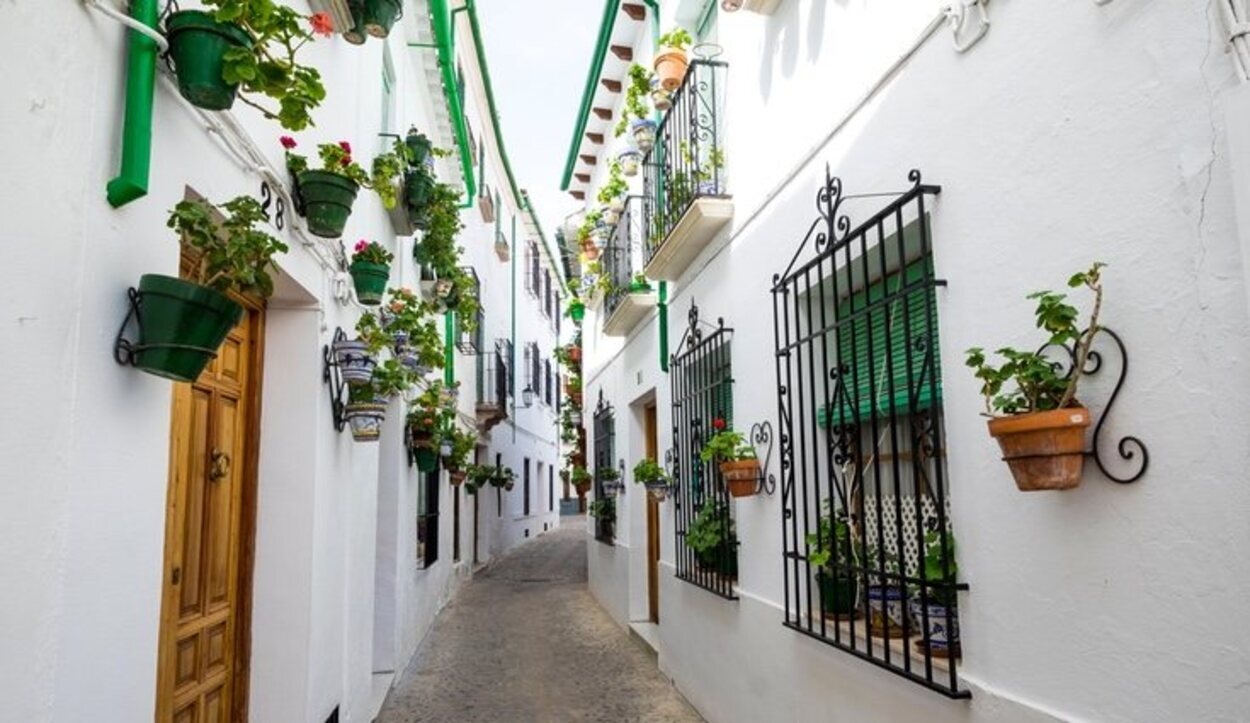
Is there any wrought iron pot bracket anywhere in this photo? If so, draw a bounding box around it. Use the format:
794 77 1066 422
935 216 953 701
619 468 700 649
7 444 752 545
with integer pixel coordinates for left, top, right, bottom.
749 420 777 496
114 286 221 367
322 327 349 433
1042 326 1149 483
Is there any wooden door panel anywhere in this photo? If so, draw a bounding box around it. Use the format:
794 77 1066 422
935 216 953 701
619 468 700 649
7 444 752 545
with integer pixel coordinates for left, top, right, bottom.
205 394 240 611
178 388 212 621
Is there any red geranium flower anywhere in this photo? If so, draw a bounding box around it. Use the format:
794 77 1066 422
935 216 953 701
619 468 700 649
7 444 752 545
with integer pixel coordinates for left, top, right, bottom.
338 141 352 154
309 12 334 37
280 135 297 149
341 156 352 167
712 417 726 430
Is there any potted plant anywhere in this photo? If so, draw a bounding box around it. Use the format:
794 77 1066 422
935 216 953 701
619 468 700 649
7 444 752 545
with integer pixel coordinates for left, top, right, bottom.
589 496 616 537
568 298 586 323
464 464 494 495
362 0 402 37
491 466 516 491
654 28 693 91
597 467 624 496
629 274 652 293
283 138 402 238
382 288 443 373
700 418 760 497
443 427 476 485
164 0 329 129
344 358 409 442
334 309 387 385
633 458 671 501
965 263 1106 491
142 195 287 382
909 530 960 657
571 466 593 495
347 239 392 305
631 119 657 154
865 547 906 638
618 144 642 178
407 382 453 470
687 500 737 577
650 77 673 113
805 503 858 619
564 375 583 406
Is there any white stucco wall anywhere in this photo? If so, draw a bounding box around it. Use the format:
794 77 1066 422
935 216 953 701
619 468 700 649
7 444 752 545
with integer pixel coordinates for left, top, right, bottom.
584 1 1250 721
0 1 562 720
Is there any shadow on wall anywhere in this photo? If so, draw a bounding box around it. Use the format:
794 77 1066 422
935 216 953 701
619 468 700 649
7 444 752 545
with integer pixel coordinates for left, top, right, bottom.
758 0 832 99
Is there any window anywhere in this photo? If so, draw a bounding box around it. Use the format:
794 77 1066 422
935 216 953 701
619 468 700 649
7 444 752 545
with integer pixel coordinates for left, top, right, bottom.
670 304 735 598
544 359 553 407
525 242 540 297
417 470 440 568
592 393 616 544
457 268 483 354
525 342 540 401
524 458 531 516
548 465 554 512
772 174 964 697
544 270 553 318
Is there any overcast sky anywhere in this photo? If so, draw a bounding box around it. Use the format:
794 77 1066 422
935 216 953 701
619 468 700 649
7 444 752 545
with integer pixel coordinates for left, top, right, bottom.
476 0 602 247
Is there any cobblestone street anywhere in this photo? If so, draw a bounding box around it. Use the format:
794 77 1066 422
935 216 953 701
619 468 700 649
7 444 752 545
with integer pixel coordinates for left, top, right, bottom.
377 518 702 723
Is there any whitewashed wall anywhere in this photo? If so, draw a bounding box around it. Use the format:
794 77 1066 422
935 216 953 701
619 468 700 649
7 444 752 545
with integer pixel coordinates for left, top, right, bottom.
0 1 559 721
584 1 1250 721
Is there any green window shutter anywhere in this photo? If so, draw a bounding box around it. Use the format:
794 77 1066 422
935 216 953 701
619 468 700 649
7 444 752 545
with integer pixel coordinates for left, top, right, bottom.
820 258 942 428
696 0 718 42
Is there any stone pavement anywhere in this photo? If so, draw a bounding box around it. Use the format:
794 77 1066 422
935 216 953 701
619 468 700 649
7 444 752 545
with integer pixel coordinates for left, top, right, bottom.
376 517 703 723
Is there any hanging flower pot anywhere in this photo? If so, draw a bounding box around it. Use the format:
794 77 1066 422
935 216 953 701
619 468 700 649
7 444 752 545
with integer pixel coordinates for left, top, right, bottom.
867 585 907 638
719 459 761 497
619 149 642 177
817 571 859 619
130 274 244 382
164 10 253 111
653 46 689 91
568 346 582 363
504 480 515 491
404 171 434 230
449 469 467 486
342 0 368 45
602 208 620 227
569 410 583 426
651 81 673 112
439 439 453 457
296 171 360 238
581 241 601 262
349 259 389 305
435 279 454 298
333 338 376 385
569 300 586 322
645 481 671 502
608 196 626 214
631 119 657 153
345 399 388 442
987 407 1091 491
413 446 439 472
363 0 403 38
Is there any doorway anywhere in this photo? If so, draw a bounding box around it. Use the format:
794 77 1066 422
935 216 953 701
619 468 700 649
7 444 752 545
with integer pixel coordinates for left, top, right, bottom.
645 403 660 623
156 290 264 723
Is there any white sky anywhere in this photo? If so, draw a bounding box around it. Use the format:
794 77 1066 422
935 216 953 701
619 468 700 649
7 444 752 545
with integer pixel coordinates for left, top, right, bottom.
475 0 603 252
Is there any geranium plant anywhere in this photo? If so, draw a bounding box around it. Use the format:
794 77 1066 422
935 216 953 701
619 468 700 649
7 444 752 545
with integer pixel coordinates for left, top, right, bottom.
284 139 403 209
352 239 393 266
699 419 755 464
167 195 289 297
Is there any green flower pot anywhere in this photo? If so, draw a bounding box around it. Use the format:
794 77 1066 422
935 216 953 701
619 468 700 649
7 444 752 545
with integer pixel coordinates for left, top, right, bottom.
165 10 253 111
405 132 432 167
569 301 586 322
363 0 402 37
816 571 859 616
349 260 390 306
413 446 439 472
343 0 368 45
296 170 359 238
404 171 434 229
133 274 244 382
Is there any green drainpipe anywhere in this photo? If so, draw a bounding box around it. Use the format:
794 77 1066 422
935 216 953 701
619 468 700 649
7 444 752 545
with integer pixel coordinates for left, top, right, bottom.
425 0 476 207
511 211 518 443
106 0 158 208
444 313 455 387
640 0 669 372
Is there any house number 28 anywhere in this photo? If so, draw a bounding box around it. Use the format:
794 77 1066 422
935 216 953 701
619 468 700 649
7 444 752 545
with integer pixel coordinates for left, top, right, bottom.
259 181 286 231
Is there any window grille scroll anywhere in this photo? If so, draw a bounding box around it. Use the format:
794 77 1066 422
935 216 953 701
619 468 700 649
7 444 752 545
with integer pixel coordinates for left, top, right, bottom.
772 169 967 699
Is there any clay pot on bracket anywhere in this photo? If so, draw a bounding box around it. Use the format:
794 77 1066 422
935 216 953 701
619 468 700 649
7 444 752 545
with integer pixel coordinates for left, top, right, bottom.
719 459 761 498
987 407 1091 491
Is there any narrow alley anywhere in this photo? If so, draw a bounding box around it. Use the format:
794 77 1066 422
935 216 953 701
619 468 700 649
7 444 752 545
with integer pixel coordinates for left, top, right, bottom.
377 519 702 723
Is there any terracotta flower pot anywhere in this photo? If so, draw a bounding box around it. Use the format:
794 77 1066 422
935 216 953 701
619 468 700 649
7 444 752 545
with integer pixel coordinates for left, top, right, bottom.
653 46 689 91
987 407 1091 491
720 459 761 497
568 346 582 363
449 470 466 486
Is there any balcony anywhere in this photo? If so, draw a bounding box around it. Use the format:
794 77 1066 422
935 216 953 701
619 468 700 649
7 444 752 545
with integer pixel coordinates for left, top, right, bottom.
475 339 510 433
603 198 657 337
642 59 732 282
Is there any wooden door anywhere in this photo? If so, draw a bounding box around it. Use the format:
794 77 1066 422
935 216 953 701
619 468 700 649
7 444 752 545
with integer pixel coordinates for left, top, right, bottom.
645 404 660 623
156 296 263 723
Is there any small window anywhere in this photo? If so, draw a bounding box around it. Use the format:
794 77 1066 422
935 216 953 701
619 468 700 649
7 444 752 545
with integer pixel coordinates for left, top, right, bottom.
524 458 532 516
417 470 440 569
593 394 616 545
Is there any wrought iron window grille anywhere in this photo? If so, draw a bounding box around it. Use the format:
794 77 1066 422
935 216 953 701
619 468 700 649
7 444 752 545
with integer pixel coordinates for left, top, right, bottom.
772 168 969 698
643 59 729 267
593 390 617 545
671 300 739 600
604 196 645 321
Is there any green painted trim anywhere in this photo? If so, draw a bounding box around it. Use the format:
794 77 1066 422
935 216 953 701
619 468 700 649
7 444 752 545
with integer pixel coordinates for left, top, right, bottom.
642 0 667 374
511 210 518 440
427 0 477 206
444 312 455 386
106 0 158 208
463 0 567 293
559 0 622 191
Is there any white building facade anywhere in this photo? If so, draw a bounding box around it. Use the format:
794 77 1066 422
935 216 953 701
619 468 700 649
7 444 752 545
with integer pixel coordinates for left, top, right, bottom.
568 1 1250 722
1 1 565 721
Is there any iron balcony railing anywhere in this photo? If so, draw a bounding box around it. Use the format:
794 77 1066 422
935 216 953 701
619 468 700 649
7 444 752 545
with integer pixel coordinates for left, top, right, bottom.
603 197 641 321
643 59 729 267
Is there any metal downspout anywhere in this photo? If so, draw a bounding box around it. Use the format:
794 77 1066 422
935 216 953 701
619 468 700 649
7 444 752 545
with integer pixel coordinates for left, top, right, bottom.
640 0 669 372
445 313 455 387
511 212 518 444
106 0 158 208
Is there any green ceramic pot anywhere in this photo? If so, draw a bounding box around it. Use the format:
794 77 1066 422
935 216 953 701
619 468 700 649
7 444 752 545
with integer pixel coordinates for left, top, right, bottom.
296 170 359 238
817 571 859 616
349 260 390 305
165 11 253 110
363 0 402 37
133 274 243 382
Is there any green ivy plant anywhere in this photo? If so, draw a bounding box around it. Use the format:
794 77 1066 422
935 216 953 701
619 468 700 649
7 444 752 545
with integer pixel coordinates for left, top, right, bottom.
597 161 628 207
965 262 1106 415
596 466 621 483
207 0 329 130
615 63 653 137
167 195 289 297
632 458 669 486
571 466 592 489
443 426 477 472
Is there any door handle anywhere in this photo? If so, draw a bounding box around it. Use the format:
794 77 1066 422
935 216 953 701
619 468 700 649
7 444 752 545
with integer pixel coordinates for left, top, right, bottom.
210 449 231 481
171 566 181 585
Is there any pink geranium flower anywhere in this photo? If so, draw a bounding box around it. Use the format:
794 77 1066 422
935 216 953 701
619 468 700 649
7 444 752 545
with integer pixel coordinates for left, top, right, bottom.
280 136 297 149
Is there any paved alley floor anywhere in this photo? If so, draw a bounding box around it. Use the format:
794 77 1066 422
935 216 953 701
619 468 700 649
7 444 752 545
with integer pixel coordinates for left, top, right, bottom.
376 517 704 723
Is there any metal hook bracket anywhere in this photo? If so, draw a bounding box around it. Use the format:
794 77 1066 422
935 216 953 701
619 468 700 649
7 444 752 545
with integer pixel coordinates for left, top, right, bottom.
749 420 777 496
